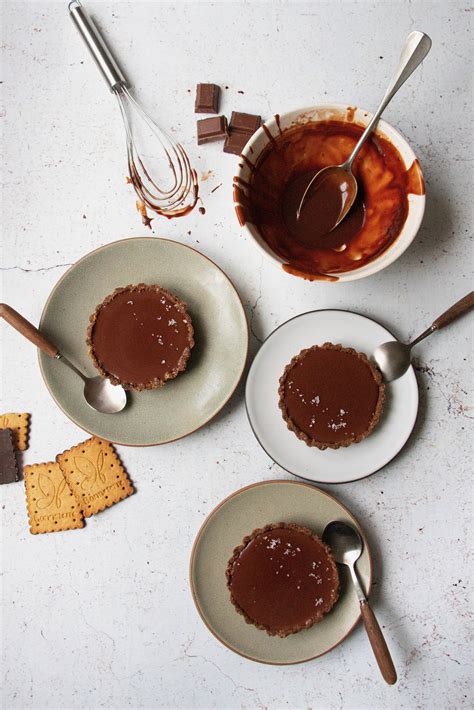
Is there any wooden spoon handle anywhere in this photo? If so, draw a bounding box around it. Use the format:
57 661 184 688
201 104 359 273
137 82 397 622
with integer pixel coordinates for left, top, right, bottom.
432 291 474 330
360 600 397 685
0 303 58 358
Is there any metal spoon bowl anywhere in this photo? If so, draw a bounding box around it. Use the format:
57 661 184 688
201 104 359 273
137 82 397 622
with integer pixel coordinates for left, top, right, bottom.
1 303 127 415
297 31 432 232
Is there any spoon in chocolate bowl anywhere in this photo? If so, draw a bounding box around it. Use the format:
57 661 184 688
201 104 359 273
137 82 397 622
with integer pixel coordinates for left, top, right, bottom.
373 292 474 382
0 304 127 415
293 31 431 244
322 521 397 686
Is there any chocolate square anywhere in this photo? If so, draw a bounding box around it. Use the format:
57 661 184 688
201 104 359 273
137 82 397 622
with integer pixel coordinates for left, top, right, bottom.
229 111 262 134
0 429 19 484
195 83 220 114
223 130 253 155
197 115 228 145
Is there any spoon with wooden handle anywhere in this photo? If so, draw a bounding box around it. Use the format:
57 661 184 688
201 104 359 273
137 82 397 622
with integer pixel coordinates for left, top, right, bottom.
373 291 474 382
0 303 127 414
323 520 397 685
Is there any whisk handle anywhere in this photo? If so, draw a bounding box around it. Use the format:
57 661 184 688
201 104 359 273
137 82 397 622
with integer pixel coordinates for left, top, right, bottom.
69 1 127 92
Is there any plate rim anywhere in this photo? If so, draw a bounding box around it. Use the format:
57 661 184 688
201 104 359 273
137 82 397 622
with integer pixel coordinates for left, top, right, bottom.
38 236 249 447
245 308 419 484
189 478 373 665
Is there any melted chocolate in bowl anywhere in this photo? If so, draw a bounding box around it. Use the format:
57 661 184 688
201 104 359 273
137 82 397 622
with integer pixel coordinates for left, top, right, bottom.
242 120 424 280
227 524 339 637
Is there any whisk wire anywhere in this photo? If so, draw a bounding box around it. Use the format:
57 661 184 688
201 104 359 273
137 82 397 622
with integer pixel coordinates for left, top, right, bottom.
115 86 197 216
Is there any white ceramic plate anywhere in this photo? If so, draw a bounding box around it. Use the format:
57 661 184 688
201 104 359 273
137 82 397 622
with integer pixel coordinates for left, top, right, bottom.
246 310 418 483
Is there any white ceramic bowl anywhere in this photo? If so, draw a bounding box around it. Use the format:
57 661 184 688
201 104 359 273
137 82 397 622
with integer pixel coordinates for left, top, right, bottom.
233 104 425 282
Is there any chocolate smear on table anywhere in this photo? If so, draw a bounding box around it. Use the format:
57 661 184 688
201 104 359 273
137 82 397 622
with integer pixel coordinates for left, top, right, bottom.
136 199 153 229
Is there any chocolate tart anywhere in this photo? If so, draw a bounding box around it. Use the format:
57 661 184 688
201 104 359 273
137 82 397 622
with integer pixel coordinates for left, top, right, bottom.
86 284 194 391
278 343 385 450
226 522 339 637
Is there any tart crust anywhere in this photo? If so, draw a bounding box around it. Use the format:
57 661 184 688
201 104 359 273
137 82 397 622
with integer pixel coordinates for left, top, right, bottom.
278 342 385 450
225 522 340 637
86 283 194 391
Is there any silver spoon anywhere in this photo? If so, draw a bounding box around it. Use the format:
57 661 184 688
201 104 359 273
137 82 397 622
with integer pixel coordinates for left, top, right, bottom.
373 292 474 382
323 520 397 685
296 31 432 227
0 303 127 414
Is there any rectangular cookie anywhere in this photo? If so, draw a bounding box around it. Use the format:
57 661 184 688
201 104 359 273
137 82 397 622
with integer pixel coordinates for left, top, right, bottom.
0 429 19 484
0 412 30 450
56 437 134 517
24 461 85 534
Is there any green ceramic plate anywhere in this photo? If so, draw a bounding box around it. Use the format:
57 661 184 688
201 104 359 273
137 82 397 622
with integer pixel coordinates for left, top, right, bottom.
190 480 372 665
39 238 248 446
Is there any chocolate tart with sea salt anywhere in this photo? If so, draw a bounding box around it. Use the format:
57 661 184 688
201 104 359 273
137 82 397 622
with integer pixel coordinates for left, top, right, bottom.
278 343 385 450
226 522 339 637
86 283 194 391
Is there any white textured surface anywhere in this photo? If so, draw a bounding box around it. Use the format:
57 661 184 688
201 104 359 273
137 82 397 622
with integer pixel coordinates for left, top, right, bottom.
1 1 472 708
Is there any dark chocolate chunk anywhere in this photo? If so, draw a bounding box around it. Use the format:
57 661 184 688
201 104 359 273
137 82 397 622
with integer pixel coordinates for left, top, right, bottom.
229 111 262 133
223 130 253 155
0 429 19 484
197 115 228 145
195 83 220 114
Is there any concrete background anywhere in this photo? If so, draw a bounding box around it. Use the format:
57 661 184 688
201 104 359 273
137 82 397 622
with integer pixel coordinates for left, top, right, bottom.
1 1 472 708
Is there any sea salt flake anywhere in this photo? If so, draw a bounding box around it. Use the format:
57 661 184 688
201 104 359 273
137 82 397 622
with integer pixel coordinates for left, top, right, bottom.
329 421 347 431
126 300 133 305
266 538 280 550
168 318 177 326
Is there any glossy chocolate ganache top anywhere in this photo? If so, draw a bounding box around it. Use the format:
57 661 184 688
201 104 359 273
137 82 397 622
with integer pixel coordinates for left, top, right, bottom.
236 119 424 280
226 523 339 637
87 284 194 391
279 343 385 449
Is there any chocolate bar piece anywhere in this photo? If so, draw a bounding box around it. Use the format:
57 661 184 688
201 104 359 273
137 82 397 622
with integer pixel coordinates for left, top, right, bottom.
0 429 19 484
224 130 253 155
197 115 228 145
229 111 262 133
195 83 220 114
